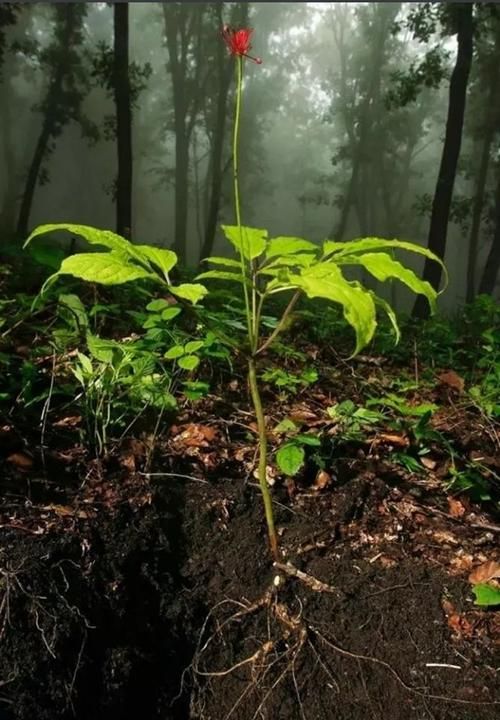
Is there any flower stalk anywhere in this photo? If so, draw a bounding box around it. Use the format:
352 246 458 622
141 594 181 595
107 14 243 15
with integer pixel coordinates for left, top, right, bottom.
228 29 279 559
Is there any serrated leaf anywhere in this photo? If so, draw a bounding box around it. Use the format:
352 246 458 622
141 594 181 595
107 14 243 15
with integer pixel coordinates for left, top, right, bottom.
266 236 317 259
55 253 156 286
134 245 177 276
164 345 185 360
339 252 437 312
58 293 88 330
203 256 242 268
292 263 376 355
276 443 305 476
323 237 447 290
178 355 200 371
170 283 207 305
472 583 500 607
25 223 132 254
221 225 268 260
184 340 204 353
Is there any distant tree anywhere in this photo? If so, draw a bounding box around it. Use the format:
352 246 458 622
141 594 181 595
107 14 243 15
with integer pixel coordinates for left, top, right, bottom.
113 3 132 238
479 161 500 295
413 3 473 317
16 4 91 239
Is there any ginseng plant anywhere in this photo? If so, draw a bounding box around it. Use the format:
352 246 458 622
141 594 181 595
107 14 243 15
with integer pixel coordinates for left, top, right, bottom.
24 26 446 565
196 26 447 560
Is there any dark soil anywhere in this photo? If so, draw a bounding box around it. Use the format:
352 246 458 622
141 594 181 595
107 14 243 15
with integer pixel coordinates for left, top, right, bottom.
0 460 498 720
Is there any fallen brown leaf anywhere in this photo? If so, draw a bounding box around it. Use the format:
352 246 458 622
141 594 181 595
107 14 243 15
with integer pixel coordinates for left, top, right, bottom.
442 599 474 638
468 560 500 585
6 452 33 470
447 497 466 518
438 370 464 393
313 470 332 490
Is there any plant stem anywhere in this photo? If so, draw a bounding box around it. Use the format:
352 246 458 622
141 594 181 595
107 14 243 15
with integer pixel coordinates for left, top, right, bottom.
256 290 300 355
233 55 253 345
247 356 279 560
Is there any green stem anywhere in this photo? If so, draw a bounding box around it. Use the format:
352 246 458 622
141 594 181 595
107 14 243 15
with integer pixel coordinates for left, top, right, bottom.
233 55 253 345
248 356 279 560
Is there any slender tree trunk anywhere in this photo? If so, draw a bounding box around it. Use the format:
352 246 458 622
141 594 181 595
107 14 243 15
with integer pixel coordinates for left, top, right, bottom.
114 3 132 238
478 166 500 295
466 86 497 302
413 3 473 318
200 61 232 260
16 6 77 239
16 118 53 238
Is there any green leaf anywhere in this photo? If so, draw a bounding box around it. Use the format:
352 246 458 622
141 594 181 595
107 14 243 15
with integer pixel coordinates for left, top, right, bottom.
134 245 177 276
472 583 500 607
27 240 65 270
169 283 207 305
25 223 132 254
262 253 316 271
339 252 437 312
221 225 268 260
372 294 401 344
161 306 182 321
184 340 204 353
323 237 447 290
58 293 88 330
203 256 242 268
146 298 170 312
178 355 200 371
276 443 305 476
76 352 93 374
266 236 317 259
274 418 298 433
292 263 377 355
196 270 248 284
295 434 321 447
86 332 120 363
54 253 156 286
164 345 185 360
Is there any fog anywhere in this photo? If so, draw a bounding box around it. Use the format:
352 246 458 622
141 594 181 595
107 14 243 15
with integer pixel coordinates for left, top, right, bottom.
1 2 498 312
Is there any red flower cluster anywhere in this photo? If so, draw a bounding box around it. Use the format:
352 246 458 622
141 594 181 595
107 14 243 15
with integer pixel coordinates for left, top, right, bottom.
221 25 262 64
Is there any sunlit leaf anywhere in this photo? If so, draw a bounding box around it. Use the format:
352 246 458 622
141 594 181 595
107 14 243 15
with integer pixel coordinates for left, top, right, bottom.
53 253 156 285
178 355 200 371
266 236 317 259
203 256 242 268
340 252 437 312
196 270 249 285
164 345 185 360
184 340 204 354
169 283 207 305
292 263 377 355
323 237 448 291
221 225 268 260
372 294 401 344
135 245 177 276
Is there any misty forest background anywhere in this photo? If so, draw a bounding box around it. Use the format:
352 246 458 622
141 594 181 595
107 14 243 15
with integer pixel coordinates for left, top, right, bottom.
1 1 500 314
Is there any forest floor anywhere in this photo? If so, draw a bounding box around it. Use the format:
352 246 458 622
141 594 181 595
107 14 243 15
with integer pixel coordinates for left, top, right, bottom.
0 327 499 720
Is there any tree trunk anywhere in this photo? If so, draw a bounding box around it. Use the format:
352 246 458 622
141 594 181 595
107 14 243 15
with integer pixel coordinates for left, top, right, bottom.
478 166 500 295
466 73 498 302
16 6 77 239
16 118 53 238
114 3 132 238
413 3 473 318
200 61 232 260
